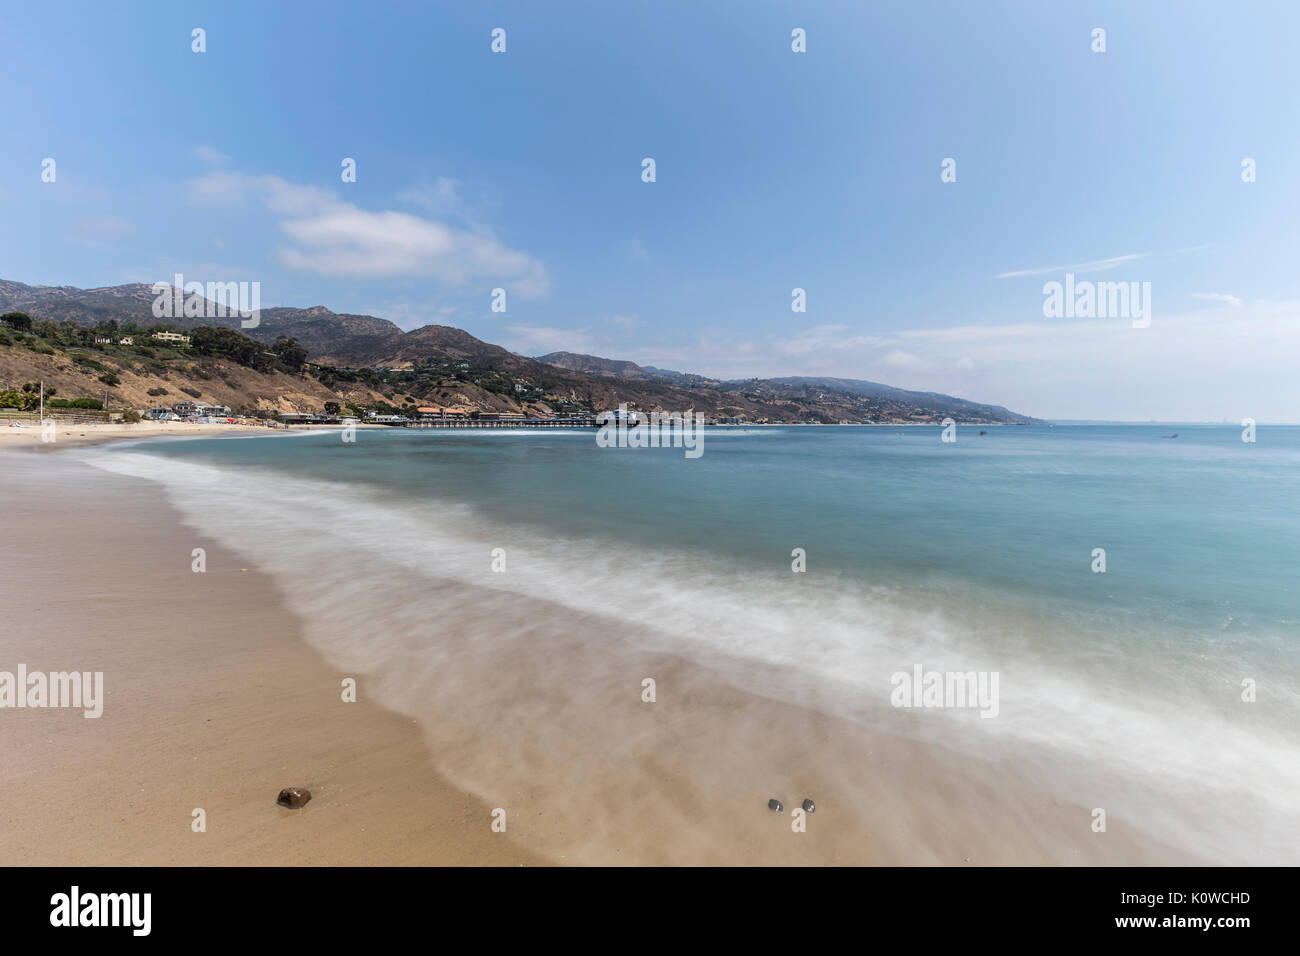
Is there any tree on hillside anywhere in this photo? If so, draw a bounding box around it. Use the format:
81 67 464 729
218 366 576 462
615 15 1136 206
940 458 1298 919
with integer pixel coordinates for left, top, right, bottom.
191 326 258 366
271 336 308 372
1 312 33 332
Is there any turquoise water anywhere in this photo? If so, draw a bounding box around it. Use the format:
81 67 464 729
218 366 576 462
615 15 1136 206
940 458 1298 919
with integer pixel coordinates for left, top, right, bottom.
84 424 1300 861
123 423 1300 632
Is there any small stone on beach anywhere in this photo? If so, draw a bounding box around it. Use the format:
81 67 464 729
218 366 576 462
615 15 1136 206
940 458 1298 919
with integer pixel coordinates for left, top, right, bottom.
802 798 815 813
768 798 783 812
277 787 311 809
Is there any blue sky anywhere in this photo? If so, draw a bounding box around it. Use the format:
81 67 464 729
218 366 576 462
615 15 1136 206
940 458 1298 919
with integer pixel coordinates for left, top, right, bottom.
2 1 1297 419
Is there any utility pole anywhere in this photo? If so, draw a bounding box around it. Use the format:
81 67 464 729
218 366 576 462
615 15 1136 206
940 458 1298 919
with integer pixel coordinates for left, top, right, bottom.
39 380 44 421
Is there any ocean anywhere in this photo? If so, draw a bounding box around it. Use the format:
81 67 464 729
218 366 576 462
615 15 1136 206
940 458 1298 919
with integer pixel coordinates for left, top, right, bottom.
81 423 1300 863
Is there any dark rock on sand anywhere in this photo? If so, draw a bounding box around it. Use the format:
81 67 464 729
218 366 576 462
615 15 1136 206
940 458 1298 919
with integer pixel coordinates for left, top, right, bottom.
802 798 815 813
277 787 311 809
768 798 783 812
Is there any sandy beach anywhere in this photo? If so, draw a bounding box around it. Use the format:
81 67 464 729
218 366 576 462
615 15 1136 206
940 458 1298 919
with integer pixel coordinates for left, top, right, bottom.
0 434 1196 865
0 442 542 865
0 419 402 449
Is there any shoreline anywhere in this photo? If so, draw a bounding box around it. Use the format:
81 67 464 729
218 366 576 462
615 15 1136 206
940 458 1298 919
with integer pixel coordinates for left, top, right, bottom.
2 433 1199 865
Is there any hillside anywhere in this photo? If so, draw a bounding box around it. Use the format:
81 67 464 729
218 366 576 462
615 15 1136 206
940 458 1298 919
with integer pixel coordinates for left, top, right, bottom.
744 376 1032 425
0 280 1039 423
534 351 666 381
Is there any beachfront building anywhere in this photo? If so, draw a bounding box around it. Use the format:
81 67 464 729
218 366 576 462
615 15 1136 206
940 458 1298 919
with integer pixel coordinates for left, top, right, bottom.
152 331 191 347
278 411 339 425
415 406 467 421
172 401 231 418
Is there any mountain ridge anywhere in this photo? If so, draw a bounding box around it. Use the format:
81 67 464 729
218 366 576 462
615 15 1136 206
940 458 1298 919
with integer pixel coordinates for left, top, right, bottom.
0 280 1039 423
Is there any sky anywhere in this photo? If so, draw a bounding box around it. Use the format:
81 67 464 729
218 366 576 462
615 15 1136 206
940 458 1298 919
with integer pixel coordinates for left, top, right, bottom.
2 0 1298 420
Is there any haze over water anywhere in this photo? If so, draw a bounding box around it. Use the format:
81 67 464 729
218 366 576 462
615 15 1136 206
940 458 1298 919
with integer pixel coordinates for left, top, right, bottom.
84 425 1300 863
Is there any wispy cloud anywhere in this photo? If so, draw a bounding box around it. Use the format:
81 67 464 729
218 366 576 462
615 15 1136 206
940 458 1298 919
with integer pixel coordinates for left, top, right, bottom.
1192 292 1243 308
996 253 1148 279
369 299 459 331
503 324 599 355
396 178 463 217
996 245 1213 279
501 315 643 356
192 145 229 168
669 301 1300 421
70 214 134 251
774 323 887 356
74 215 133 240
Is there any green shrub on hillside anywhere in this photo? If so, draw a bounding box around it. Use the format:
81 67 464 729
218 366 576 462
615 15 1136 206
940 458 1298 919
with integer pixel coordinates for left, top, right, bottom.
1 312 33 332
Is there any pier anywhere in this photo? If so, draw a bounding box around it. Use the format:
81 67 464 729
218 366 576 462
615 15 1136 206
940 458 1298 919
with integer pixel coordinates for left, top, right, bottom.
402 418 597 429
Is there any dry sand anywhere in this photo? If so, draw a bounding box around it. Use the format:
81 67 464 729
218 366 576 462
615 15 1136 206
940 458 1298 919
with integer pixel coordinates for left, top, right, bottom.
0 438 1195 865
0 420 288 449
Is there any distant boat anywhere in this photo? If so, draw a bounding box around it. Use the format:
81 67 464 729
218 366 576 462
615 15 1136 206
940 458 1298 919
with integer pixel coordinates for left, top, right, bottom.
1164 433 1179 439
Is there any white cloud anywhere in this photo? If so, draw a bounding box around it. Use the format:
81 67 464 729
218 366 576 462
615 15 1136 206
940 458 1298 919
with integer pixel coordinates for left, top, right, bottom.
190 171 548 296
